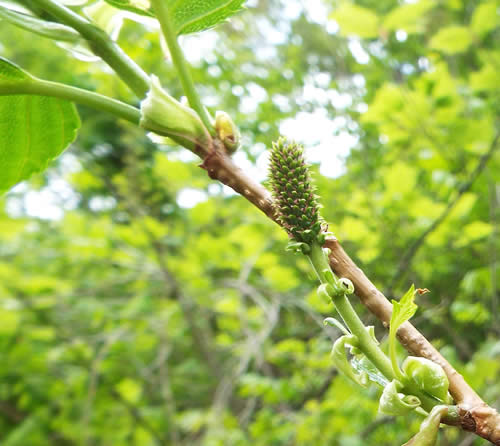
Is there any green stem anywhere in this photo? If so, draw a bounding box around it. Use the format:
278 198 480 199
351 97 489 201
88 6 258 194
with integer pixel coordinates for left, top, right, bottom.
27 0 150 98
390 332 405 382
150 0 215 134
0 79 141 124
309 242 444 412
309 242 395 381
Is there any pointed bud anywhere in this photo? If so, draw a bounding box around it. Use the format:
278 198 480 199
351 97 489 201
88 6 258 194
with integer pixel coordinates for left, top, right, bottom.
215 110 240 154
140 75 212 150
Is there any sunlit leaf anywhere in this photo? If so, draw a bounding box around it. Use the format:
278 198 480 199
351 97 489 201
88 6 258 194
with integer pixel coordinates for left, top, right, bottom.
471 1 498 38
0 58 80 194
116 378 142 403
429 26 473 54
383 0 434 34
103 0 245 34
330 4 379 38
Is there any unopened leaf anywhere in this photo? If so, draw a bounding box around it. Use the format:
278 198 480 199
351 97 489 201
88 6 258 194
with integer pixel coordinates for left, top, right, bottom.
379 380 420 415
403 405 448 445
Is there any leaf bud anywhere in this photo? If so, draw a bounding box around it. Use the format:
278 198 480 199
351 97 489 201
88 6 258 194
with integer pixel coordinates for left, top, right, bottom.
215 110 240 154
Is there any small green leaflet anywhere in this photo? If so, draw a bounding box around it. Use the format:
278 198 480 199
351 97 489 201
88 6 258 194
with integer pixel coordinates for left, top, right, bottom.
390 284 418 343
0 58 80 194
389 284 419 379
103 0 245 35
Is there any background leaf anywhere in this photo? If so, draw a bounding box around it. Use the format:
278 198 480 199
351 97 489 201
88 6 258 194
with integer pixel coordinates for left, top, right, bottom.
330 4 380 38
429 26 473 54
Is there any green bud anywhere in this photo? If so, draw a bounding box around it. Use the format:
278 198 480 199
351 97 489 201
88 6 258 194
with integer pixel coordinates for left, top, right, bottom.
215 111 240 154
268 137 323 243
402 357 451 403
140 75 212 150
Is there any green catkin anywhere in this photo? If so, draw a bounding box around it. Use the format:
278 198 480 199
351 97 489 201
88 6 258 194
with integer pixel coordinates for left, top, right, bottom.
268 137 323 244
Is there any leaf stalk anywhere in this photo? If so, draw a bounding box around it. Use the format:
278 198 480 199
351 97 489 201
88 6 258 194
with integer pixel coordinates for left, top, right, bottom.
150 0 215 135
29 0 150 98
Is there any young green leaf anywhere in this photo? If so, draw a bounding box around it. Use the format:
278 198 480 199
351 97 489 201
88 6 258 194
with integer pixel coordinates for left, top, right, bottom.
389 285 418 379
0 4 81 42
331 334 368 387
0 58 80 194
168 0 246 36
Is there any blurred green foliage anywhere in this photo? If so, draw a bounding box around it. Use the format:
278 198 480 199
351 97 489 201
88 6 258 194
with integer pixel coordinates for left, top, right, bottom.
1 0 500 444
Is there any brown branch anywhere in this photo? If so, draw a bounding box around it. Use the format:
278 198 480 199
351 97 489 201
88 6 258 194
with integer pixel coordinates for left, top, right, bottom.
195 138 500 444
387 133 500 293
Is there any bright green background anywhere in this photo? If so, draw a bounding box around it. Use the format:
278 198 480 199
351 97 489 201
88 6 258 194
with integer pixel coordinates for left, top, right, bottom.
1 0 500 444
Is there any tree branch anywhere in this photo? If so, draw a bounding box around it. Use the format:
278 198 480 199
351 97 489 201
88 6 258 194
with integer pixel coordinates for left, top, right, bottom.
195 140 500 444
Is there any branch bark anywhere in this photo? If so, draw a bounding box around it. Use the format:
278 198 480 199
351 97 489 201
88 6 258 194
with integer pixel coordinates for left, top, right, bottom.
196 138 500 444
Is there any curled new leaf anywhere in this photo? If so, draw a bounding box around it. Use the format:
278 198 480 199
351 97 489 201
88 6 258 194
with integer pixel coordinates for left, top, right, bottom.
331 335 368 387
379 380 421 415
402 405 448 446
402 357 451 403
317 283 336 303
339 277 355 295
324 317 349 335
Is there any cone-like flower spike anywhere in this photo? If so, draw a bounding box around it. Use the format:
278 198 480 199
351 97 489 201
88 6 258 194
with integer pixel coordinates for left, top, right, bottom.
269 137 323 245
